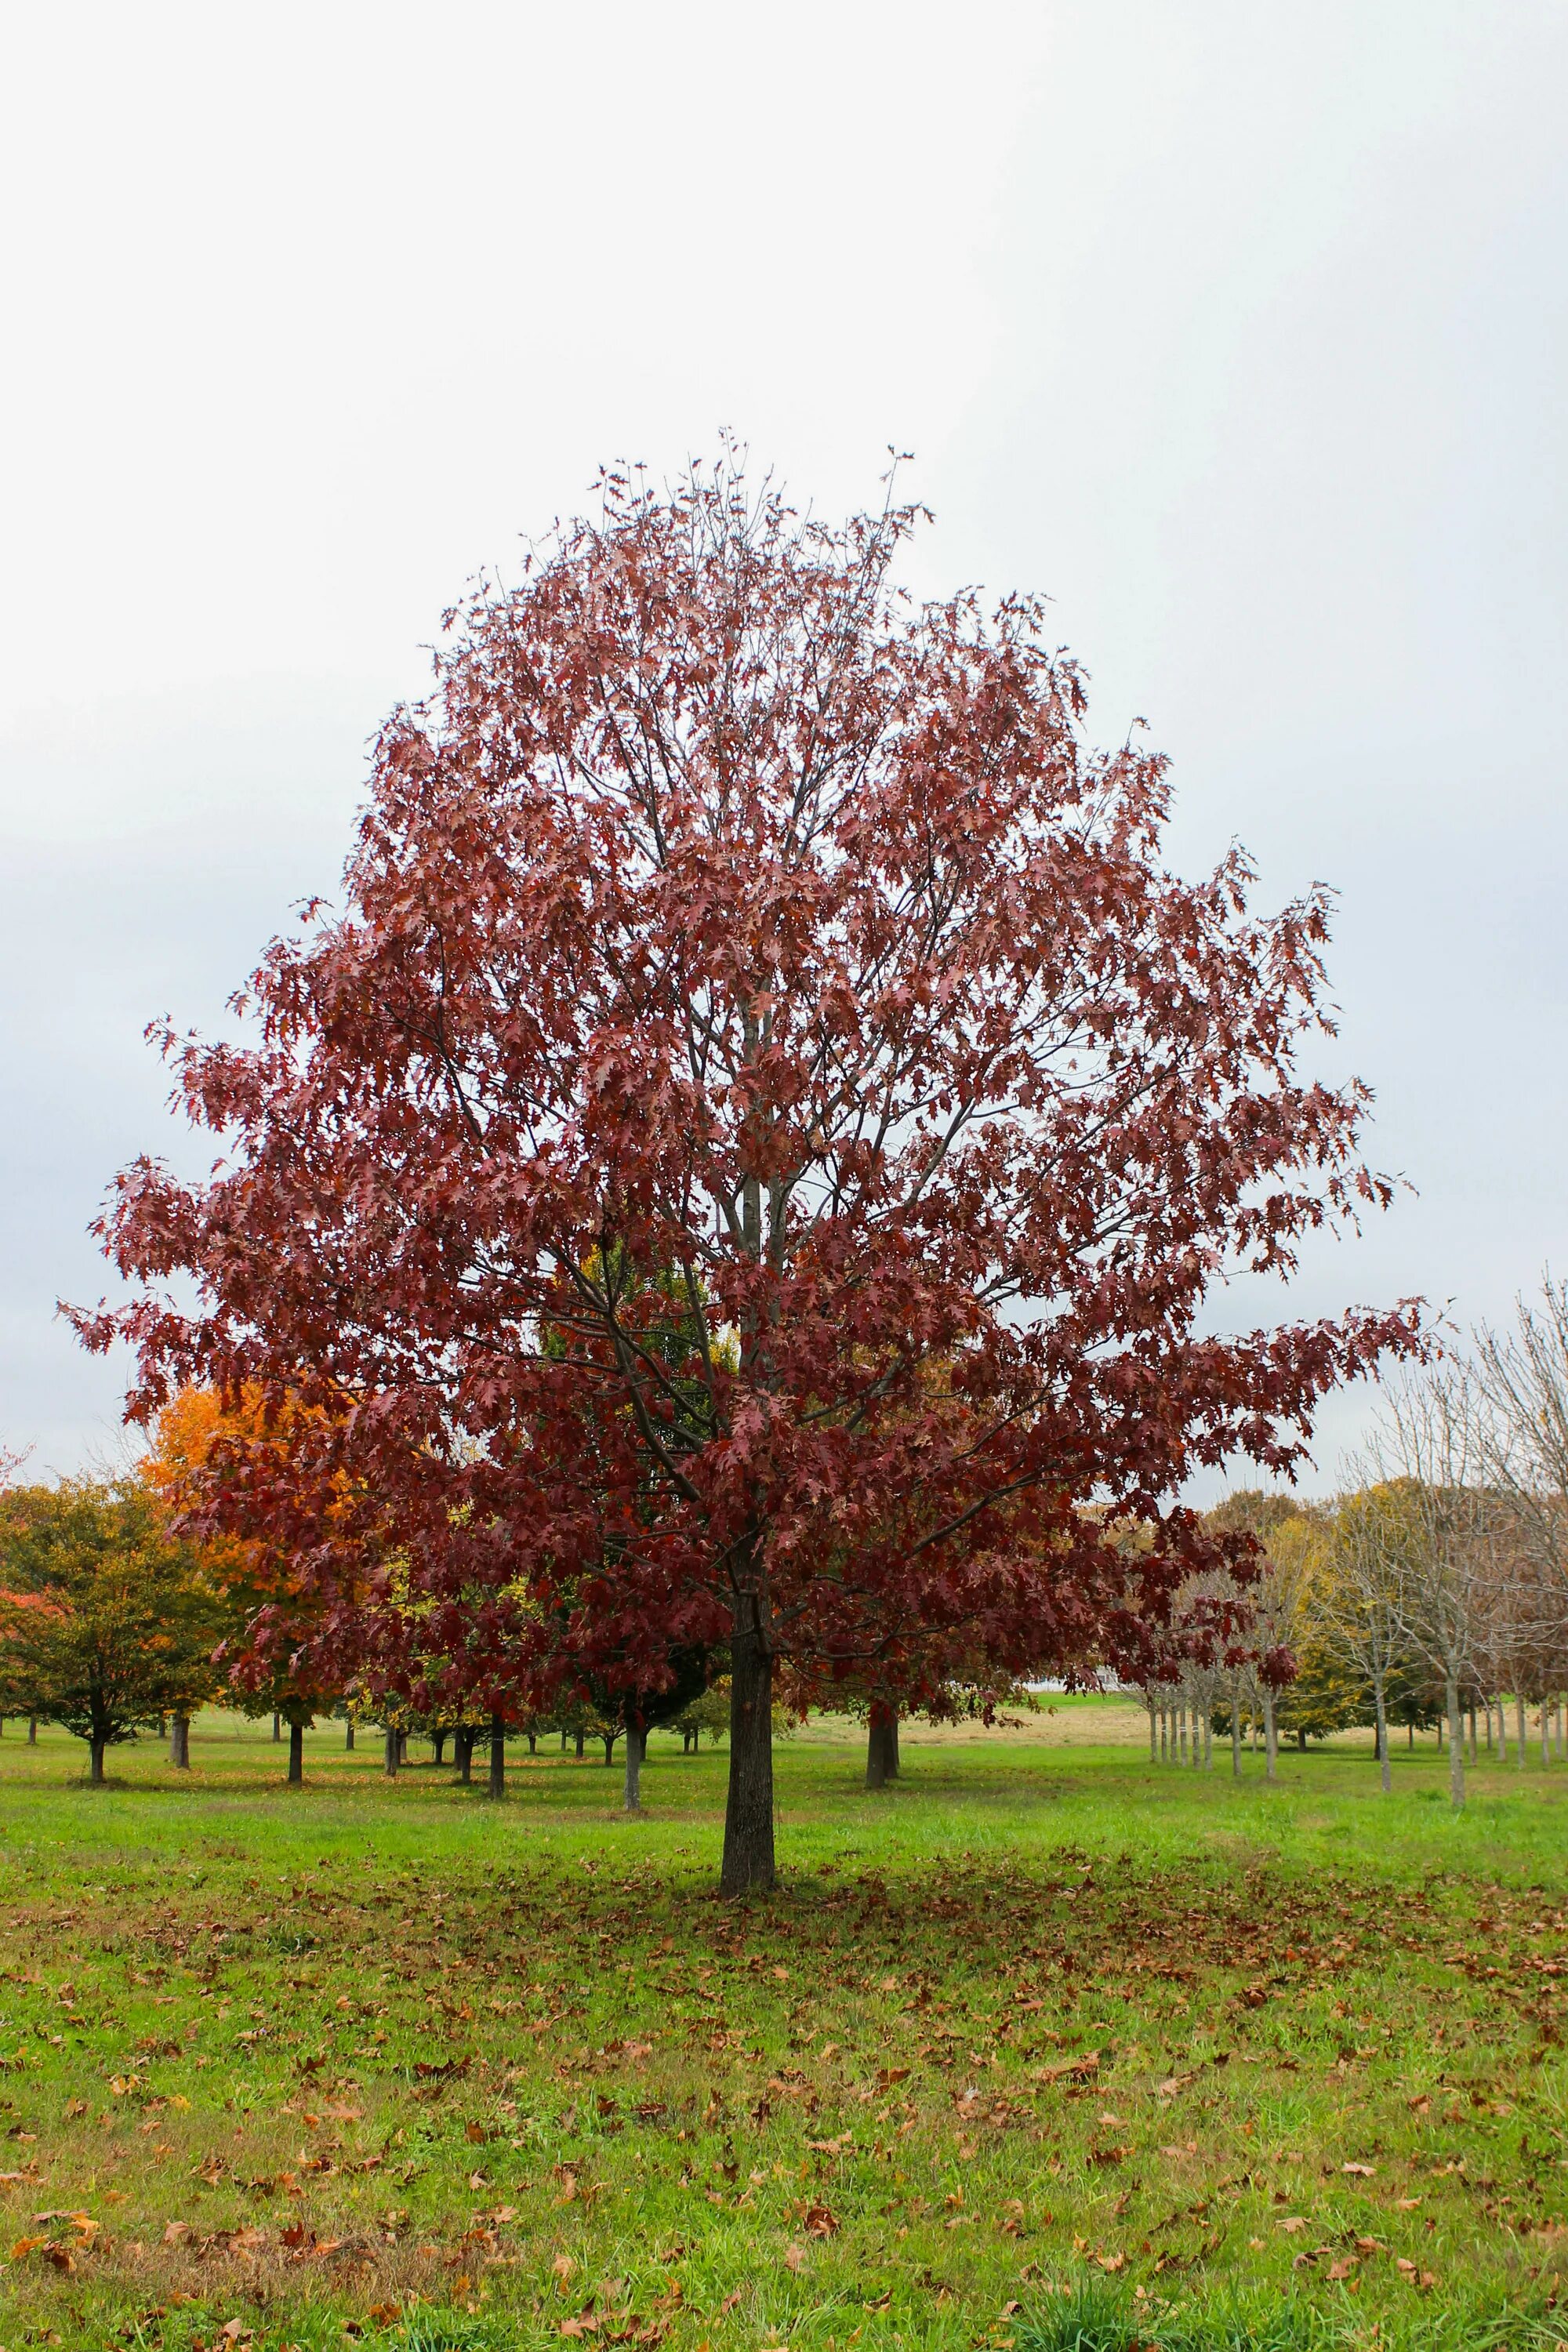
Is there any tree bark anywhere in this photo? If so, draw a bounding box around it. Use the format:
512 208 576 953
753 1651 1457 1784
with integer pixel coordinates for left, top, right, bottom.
1372 1681 1390 1793
866 1703 899 1788
720 1581 775 1897
384 1726 399 1778
171 1714 191 1769
601 1733 618 1766
1263 1687 1277 1784
1516 1693 1527 1767
344 1717 354 1750
433 1729 445 1764
456 1726 474 1784
272 1712 281 1743
1446 1674 1465 1809
89 1733 107 1785
1230 1679 1242 1779
288 1720 303 1785
624 1721 644 1813
1497 1700 1507 1764
27 1716 36 1745
1203 1711 1213 1769
575 1727 586 1759
527 1729 538 1755
1147 1704 1156 1763
488 1712 506 1799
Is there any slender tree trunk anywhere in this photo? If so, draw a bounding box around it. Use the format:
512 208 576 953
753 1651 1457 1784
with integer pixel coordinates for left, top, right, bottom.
1203 1711 1213 1769
344 1717 354 1750
602 1733 617 1766
288 1720 303 1785
575 1727 586 1759
456 1726 474 1784
866 1702 899 1788
1159 1708 1167 1763
488 1713 506 1799
1468 1700 1478 1766
89 1734 107 1785
383 1726 399 1777
1446 1675 1465 1809
1263 1687 1277 1784
1147 1704 1156 1763
720 1580 776 1897
1516 1693 1527 1767
1497 1700 1507 1764
272 1712 281 1742
1230 1679 1242 1779
1541 1701 1551 1769
433 1729 446 1764
171 1714 191 1769
527 1729 538 1755
624 1721 644 1813
1374 1681 1391 1794
397 1730 408 1764
1298 1727 1307 1751
27 1716 35 1744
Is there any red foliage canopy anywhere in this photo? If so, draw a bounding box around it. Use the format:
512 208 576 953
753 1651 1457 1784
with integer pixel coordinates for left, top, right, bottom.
75 458 1418 1890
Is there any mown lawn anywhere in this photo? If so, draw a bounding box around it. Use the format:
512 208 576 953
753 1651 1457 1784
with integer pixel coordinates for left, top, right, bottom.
0 1710 1563 2352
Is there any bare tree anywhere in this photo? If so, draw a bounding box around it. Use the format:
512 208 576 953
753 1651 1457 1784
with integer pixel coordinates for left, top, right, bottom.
1323 1483 1413 1795
1363 1370 1490 1809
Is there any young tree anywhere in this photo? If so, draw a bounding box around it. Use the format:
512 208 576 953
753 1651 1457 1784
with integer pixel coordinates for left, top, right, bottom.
0 1480 227 1782
78 456 1418 1894
1323 1483 1419 1791
1365 1374 1490 1809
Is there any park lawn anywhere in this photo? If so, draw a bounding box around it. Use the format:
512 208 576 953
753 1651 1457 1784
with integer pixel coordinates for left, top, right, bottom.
0 1720 1562 2351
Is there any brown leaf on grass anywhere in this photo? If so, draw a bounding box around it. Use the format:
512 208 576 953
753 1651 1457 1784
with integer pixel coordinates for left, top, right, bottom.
1341 2161 1376 2176
1094 2252 1124 2274
554 2253 579 2281
718 2289 742 2314
804 2203 839 2237
164 2221 193 2243
1279 2218 1307 2234
784 2243 807 2270
1032 2056 1099 2084
1327 2259 1356 2281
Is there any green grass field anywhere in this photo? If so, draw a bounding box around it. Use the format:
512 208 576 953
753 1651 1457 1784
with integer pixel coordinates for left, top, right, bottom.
0 1704 1563 2352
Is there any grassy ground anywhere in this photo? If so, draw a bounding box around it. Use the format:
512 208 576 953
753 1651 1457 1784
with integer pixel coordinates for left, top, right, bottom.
0 1707 1563 2352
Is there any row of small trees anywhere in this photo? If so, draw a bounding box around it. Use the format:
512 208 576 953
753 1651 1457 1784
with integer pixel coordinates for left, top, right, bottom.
1145 1279 1568 1806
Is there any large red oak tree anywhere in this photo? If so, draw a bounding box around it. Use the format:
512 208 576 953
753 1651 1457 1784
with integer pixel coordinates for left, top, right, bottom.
77 459 1418 1893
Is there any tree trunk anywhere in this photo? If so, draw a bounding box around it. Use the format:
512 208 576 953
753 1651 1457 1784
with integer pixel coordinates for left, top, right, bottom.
488 1712 506 1799
575 1727 586 1759
397 1730 408 1763
456 1726 474 1784
1468 1700 1478 1765
866 1703 899 1789
89 1733 107 1785
1263 1687 1277 1784
384 1726 399 1778
720 1583 776 1897
171 1715 191 1769
1230 1679 1242 1778
527 1730 538 1755
1374 1681 1391 1794
624 1721 644 1813
288 1720 303 1785
1298 1727 1308 1751
433 1729 445 1764
1516 1693 1527 1767
272 1712 281 1743
1159 1708 1167 1763
1446 1674 1465 1809
1147 1704 1156 1763
344 1717 354 1750
1542 1701 1552 1768
27 1716 36 1745
601 1733 617 1766
1203 1711 1213 1769
1497 1700 1507 1764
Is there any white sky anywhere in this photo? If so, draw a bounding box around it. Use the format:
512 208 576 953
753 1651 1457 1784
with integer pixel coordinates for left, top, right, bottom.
2 0 1565 1492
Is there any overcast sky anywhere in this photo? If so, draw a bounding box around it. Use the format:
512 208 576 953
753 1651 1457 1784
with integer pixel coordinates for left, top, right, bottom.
2 0 1564 1493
